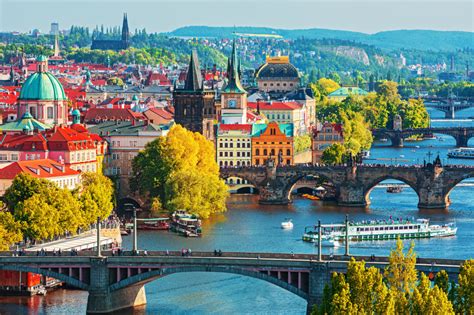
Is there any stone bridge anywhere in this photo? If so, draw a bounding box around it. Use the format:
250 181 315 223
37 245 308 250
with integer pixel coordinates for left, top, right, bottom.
422 96 474 119
220 162 474 209
0 251 463 314
372 127 474 147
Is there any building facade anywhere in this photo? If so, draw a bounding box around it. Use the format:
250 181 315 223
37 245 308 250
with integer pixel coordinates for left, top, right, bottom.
216 124 252 167
255 56 300 94
251 122 294 166
311 122 343 163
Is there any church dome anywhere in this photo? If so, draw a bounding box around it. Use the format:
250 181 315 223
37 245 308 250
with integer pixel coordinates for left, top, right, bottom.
19 56 67 101
256 61 299 79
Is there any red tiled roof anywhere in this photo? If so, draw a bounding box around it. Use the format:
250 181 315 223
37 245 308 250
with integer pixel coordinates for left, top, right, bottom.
247 101 302 111
147 73 171 86
0 159 80 179
0 133 48 151
219 124 252 133
84 108 145 122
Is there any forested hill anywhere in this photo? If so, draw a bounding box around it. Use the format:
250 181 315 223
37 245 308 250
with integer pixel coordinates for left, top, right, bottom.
167 26 474 51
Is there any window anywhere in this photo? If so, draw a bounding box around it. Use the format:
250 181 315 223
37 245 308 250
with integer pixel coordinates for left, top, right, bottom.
256 149 260 155
263 149 268 155
271 149 275 155
286 149 291 155
255 159 260 165
219 152 223 157
219 143 223 148
11 154 18 161
0 154 7 161
112 153 119 160
286 159 291 165
46 107 54 119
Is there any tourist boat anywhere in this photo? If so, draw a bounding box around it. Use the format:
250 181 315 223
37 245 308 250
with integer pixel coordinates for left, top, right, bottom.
138 218 170 230
281 219 294 229
170 210 202 237
386 186 403 193
423 133 436 140
302 218 457 244
448 147 474 159
302 226 335 246
36 286 47 296
379 138 388 142
302 194 319 200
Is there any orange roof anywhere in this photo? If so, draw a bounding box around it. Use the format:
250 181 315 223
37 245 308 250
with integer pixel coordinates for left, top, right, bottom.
0 159 80 179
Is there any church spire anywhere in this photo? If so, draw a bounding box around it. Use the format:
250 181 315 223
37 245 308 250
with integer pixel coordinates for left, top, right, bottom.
184 49 203 91
122 13 129 42
222 39 245 94
53 34 60 57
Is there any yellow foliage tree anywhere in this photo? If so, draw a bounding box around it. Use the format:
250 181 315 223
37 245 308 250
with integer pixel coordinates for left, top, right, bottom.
0 211 23 251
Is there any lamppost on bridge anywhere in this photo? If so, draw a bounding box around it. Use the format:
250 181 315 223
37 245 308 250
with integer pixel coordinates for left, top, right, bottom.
96 216 102 257
345 214 350 257
125 203 141 254
317 220 322 262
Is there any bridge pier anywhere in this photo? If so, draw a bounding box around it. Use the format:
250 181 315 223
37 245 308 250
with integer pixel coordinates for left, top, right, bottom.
306 263 331 314
445 107 456 119
258 182 291 205
337 184 367 208
454 134 469 147
390 135 404 148
418 188 450 210
86 258 147 314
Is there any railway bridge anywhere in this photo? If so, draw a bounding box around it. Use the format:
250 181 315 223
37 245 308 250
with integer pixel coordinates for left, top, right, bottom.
0 251 463 314
220 159 474 209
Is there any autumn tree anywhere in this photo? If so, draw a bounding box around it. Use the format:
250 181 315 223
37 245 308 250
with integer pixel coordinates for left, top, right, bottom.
76 172 115 223
455 259 474 314
131 125 228 218
409 273 454 314
0 211 23 251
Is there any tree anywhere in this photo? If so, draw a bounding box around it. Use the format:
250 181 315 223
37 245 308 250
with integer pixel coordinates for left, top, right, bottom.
341 111 373 155
77 172 114 223
435 270 450 294
455 259 474 314
131 125 228 218
0 211 23 250
294 134 312 153
385 239 418 293
317 78 341 94
321 143 345 165
106 77 124 86
409 273 454 314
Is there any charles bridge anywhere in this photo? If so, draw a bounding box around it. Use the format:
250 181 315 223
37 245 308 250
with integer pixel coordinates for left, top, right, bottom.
372 126 474 147
0 251 463 314
220 160 474 209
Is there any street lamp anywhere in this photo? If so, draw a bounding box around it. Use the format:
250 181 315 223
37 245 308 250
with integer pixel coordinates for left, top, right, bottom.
125 203 141 254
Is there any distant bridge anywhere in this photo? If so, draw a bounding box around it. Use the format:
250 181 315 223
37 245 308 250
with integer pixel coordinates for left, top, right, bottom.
372 127 474 147
0 251 464 314
220 162 474 209
421 96 474 119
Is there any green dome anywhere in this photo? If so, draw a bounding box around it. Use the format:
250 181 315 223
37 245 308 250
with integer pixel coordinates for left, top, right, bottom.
72 109 81 116
19 72 67 101
36 55 48 62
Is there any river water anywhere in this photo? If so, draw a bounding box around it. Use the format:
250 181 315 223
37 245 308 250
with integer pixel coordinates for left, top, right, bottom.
1 108 474 315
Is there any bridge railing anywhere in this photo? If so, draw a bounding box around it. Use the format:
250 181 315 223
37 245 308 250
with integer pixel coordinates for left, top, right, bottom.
0 250 464 267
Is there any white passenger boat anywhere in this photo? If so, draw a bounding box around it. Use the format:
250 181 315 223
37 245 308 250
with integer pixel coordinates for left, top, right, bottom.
281 219 293 229
447 147 474 159
303 218 456 244
170 210 202 237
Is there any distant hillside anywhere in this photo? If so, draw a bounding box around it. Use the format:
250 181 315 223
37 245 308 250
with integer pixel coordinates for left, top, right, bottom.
166 26 474 51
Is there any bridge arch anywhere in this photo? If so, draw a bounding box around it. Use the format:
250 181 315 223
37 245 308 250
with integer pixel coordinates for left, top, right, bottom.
284 172 338 201
363 175 419 205
442 171 474 206
0 264 89 290
109 265 308 300
219 172 259 189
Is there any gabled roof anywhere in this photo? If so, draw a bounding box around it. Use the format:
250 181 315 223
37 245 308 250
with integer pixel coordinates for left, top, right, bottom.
0 133 48 151
0 159 80 179
0 112 53 132
217 123 252 134
251 122 293 138
84 108 145 123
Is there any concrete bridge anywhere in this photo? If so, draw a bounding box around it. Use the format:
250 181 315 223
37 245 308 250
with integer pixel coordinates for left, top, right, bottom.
422 96 474 119
372 127 474 147
0 251 463 314
220 161 474 209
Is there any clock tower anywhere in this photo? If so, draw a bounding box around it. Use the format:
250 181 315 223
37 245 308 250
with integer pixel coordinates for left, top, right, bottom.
221 40 247 124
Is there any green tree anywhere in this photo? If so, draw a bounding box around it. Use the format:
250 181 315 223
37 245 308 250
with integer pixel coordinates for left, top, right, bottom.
435 270 450 295
321 143 345 165
341 111 373 155
294 134 312 153
385 239 418 293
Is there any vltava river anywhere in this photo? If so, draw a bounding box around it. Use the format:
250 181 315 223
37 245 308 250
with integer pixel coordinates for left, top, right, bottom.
1 108 474 314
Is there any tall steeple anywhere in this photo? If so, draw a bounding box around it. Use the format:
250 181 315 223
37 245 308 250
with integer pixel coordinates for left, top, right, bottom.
184 49 203 91
223 39 245 94
53 34 60 57
121 13 129 42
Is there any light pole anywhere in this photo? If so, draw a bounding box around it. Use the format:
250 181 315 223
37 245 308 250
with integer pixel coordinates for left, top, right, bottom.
125 203 140 254
96 216 102 257
317 220 322 262
345 214 350 256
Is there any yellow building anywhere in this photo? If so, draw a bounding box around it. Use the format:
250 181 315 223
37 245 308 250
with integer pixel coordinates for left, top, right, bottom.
216 124 252 167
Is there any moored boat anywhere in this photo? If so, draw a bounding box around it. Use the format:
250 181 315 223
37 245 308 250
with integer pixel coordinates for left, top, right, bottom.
170 210 202 237
302 194 319 200
386 186 403 193
138 218 170 230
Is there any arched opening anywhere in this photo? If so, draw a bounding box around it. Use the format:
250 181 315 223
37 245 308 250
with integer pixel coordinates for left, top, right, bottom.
113 269 307 313
224 176 257 194
444 175 474 208
286 174 337 201
364 178 419 208
116 197 142 217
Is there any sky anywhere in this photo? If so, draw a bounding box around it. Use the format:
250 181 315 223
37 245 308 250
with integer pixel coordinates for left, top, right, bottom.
0 0 473 34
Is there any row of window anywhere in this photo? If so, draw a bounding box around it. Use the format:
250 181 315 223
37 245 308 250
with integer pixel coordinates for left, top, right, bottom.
219 142 251 148
219 138 251 142
316 135 341 141
262 83 294 87
0 153 18 161
226 178 249 185
254 142 291 145
72 163 97 173
219 160 251 167
52 176 79 189
254 148 291 156
70 151 96 163
254 158 291 165
111 152 137 160
218 151 251 158
111 140 139 148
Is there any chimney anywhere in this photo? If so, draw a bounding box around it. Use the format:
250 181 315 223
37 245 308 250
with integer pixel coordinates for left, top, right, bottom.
256 99 261 115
